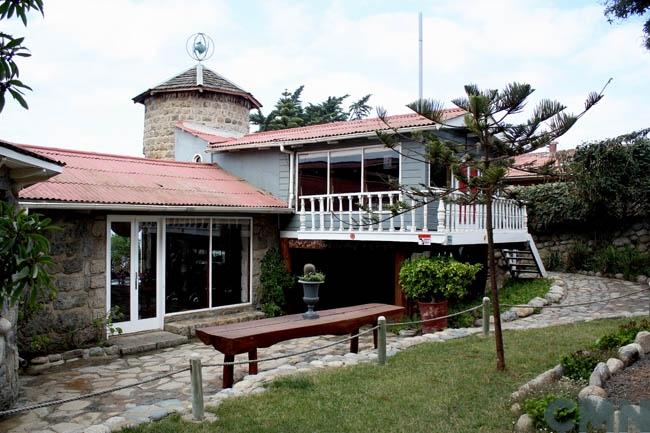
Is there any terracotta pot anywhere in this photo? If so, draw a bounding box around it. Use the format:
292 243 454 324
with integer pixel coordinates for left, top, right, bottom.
417 300 448 333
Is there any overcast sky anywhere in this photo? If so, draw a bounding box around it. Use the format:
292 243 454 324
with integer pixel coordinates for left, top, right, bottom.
1 0 649 156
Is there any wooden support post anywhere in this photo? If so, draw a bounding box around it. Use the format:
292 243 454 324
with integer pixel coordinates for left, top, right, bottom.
394 250 408 308
377 316 387 365
279 238 291 271
190 353 204 421
248 349 258 376
223 354 234 389
350 329 359 353
482 297 490 337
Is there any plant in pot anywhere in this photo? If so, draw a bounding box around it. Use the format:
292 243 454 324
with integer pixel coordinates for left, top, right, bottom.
298 263 325 319
399 256 481 333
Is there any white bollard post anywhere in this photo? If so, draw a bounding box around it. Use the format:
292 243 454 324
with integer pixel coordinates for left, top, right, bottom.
482 297 491 337
377 316 387 365
190 353 204 421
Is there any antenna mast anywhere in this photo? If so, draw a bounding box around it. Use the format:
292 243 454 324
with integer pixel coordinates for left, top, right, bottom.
418 12 423 101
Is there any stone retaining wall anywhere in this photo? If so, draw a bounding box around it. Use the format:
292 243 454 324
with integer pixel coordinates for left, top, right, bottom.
533 221 650 263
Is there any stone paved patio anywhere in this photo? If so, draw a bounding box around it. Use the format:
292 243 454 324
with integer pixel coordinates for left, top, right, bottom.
0 273 648 433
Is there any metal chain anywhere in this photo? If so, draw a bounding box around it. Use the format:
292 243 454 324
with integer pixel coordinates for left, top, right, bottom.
501 287 649 309
203 326 379 368
0 367 191 418
385 304 483 327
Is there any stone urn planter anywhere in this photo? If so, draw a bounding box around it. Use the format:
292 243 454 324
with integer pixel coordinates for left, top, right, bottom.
299 263 325 320
417 300 449 333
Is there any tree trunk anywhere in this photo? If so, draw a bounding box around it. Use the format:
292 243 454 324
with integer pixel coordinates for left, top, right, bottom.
485 194 506 370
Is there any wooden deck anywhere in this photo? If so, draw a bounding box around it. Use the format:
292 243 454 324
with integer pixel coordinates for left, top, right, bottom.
196 303 405 388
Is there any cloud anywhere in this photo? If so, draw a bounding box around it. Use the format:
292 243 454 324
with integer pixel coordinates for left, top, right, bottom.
0 0 648 156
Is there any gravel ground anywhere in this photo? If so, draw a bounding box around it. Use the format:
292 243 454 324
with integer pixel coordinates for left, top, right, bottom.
604 356 650 406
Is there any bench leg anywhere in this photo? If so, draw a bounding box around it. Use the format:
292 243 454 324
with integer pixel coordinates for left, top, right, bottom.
248 349 258 375
223 354 234 389
350 329 359 353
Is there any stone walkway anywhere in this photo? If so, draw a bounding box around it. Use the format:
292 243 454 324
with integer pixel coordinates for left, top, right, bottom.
0 273 648 433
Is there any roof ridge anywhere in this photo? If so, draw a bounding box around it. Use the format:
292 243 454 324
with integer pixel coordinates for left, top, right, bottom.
21 144 217 167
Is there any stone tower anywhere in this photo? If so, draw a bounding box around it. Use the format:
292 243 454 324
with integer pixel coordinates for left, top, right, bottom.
133 64 261 160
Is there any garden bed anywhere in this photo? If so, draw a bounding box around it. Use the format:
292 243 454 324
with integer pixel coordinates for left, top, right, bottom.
604 356 650 405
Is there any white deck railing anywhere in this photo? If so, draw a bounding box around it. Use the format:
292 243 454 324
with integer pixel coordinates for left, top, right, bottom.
297 190 527 234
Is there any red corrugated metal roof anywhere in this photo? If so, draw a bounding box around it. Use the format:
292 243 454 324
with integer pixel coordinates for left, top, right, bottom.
176 121 233 144
18 145 287 209
209 110 466 150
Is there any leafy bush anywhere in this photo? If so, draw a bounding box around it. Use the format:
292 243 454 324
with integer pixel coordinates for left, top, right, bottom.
560 350 600 381
594 319 650 350
258 248 295 317
564 242 592 272
543 250 563 272
589 245 650 278
523 393 579 431
515 182 587 231
399 256 482 302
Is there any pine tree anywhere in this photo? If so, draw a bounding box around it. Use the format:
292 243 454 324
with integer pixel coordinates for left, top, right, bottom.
378 80 609 370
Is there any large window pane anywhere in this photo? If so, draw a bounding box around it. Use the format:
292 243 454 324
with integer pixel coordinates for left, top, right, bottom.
330 149 361 194
364 148 399 192
298 153 327 197
110 222 131 321
137 221 157 320
165 218 209 313
211 219 250 307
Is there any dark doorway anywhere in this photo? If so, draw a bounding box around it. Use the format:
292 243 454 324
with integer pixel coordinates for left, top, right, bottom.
289 243 395 311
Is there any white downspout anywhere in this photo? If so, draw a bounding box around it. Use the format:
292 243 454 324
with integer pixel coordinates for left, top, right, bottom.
279 144 295 208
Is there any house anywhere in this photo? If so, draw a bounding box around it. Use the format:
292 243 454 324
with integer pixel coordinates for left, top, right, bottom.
505 143 573 186
10 63 544 345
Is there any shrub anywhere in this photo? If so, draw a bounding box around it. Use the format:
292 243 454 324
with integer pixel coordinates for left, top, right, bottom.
560 350 600 381
258 248 295 317
543 250 563 272
523 393 579 431
564 242 592 272
592 245 650 278
399 256 482 302
594 319 650 350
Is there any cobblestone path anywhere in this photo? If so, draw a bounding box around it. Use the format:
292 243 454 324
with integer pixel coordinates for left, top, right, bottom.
0 273 648 433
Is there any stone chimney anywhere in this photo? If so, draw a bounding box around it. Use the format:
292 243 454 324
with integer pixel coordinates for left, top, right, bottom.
133 64 261 160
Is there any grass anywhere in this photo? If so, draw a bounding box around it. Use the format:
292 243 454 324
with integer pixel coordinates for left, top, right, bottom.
121 317 631 433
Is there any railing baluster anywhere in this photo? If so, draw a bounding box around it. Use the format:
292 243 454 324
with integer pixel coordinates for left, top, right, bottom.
338 196 344 231
319 197 325 231
310 197 316 231
436 197 445 232
299 198 306 232
357 194 364 231
389 193 395 232
367 194 374 232
377 193 384 232
348 196 353 231
397 194 406 232
422 197 428 232
410 199 416 232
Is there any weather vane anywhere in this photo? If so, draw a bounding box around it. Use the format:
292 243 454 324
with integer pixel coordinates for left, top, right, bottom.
186 33 214 62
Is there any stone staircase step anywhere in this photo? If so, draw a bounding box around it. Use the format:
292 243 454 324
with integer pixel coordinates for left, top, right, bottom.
109 331 188 356
164 310 266 338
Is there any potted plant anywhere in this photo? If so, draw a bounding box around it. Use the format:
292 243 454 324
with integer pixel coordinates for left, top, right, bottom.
399 256 481 333
298 263 325 319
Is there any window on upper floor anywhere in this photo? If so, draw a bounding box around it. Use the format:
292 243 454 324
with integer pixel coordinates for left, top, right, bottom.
297 146 400 199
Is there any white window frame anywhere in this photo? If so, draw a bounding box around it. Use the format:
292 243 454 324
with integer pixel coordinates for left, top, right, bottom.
294 144 402 211
106 215 254 332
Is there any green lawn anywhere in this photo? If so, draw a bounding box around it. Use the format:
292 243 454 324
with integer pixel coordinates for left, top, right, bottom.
122 318 629 433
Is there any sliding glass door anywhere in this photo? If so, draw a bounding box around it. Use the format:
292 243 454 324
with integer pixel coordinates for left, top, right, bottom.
108 217 161 333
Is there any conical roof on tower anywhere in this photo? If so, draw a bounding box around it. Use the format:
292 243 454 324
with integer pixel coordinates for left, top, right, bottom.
132 65 261 108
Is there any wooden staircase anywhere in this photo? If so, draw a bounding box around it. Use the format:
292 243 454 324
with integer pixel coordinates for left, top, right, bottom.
501 235 547 279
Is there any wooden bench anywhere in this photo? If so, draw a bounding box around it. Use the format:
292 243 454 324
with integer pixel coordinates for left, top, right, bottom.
195 303 405 388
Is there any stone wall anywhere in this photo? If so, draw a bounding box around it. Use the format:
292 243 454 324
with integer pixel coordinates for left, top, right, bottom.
252 215 280 304
142 92 251 160
19 212 106 356
533 220 650 264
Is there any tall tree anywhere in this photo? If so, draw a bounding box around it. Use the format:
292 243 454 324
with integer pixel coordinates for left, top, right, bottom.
0 0 44 112
377 81 608 370
250 87 372 131
604 0 650 50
